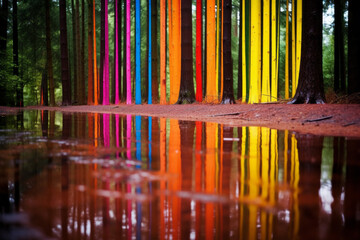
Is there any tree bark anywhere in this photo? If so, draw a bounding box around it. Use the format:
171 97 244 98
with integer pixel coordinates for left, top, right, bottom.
221 0 235 104
289 0 325 104
45 0 55 106
122 0 127 102
87 0 93 104
348 0 360 94
60 0 71 105
237 3 242 100
176 0 195 104
71 0 78 103
80 0 85 104
334 0 346 93
13 0 22 107
195 0 203 102
151 0 158 103
99 0 105 104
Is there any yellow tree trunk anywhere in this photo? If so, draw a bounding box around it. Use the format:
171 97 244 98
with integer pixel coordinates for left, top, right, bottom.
262 0 270 103
295 0 302 94
241 0 247 102
249 0 261 103
206 0 216 102
215 0 220 99
291 0 296 97
271 0 277 102
285 0 289 99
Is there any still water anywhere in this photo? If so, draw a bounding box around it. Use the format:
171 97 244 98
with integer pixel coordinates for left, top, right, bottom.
0 110 360 239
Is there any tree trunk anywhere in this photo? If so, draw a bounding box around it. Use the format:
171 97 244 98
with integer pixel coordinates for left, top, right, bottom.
93 0 99 105
100 0 105 104
45 0 55 106
348 0 360 94
206 0 216 103
114 0 121 104
122 0 127 102
196 0 203 102
221 0 235 104
135 0 141 104
126 0 131 104
13 0 21 107
289 0 325 104
71 0 78 104
176 0 195 104
237 3 242 100
334 0 346 93
80 0 85 104
41 65 48 106
75 0 81 104
0 0 8 106
87 0 93 104
160 0 166 104
60 0 71 105
151 0 158 103
102 0 109 105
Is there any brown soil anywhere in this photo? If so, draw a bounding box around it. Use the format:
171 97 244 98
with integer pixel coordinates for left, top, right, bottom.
2 103 360 137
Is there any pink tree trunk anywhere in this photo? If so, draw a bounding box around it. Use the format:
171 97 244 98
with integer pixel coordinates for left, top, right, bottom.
103 0 109 105
126 0 131 104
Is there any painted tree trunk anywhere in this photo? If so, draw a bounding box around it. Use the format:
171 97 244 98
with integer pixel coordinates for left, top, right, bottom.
285 0 289 99
147 0 152 104
261 0 270 103
151 0 158 103
221 0 235 104
176 0 195 104
206 0 216 103
169 0 181 104
87 0 93 105
114 0 120 104
248 0 261 103
160 0 166 104
102 0 109 105
122 0 127 102
60 0 71 105
296 0 302 93
126 0 131 104
45 0 55 106
289 0 325 104
99 0 104 104
195 0 203 102
135 0 141 104
237 4 242 100
215 0 220 99
270 0 278 102
347 0 360 94
93 0 98 105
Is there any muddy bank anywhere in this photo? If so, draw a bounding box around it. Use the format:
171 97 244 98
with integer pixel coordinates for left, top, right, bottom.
2 104 360 137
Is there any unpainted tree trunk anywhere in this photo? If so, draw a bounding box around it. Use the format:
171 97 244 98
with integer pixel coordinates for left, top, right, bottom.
348 0 360 94
13 0 22 107
80 0 85 104
60 0 71 105
45 0 55 106
176 0 195 104
221 0 235 104
289 0 325 104
71 0 78 104
334 0 346 93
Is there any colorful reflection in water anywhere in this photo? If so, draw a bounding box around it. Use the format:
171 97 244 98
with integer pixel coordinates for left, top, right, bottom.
0 111 360 239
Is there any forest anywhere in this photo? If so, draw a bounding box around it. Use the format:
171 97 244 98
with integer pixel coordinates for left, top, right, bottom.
0 0 359 107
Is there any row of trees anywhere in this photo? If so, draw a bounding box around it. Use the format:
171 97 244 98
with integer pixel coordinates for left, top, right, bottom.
0 0 359 106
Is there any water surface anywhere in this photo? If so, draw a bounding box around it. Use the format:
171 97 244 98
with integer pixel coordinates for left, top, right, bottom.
0 110 360 239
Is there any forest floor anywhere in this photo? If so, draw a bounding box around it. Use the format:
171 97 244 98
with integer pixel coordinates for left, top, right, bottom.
1 103 360 137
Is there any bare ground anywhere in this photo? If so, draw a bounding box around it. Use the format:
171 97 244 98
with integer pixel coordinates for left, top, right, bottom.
2 103 360 137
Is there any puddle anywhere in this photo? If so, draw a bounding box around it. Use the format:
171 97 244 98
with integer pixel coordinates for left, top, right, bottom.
0 110 360 239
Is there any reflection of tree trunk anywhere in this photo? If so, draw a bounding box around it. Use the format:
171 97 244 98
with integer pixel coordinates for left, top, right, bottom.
289 0 325 104
45 0 55 106
177 0 195 104
348 0 360 94
344 138 360 239
179 120 195 237
296 134 322 239
41 110 49 137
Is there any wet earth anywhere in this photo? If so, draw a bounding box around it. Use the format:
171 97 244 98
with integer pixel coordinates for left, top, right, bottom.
1 110 360 239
